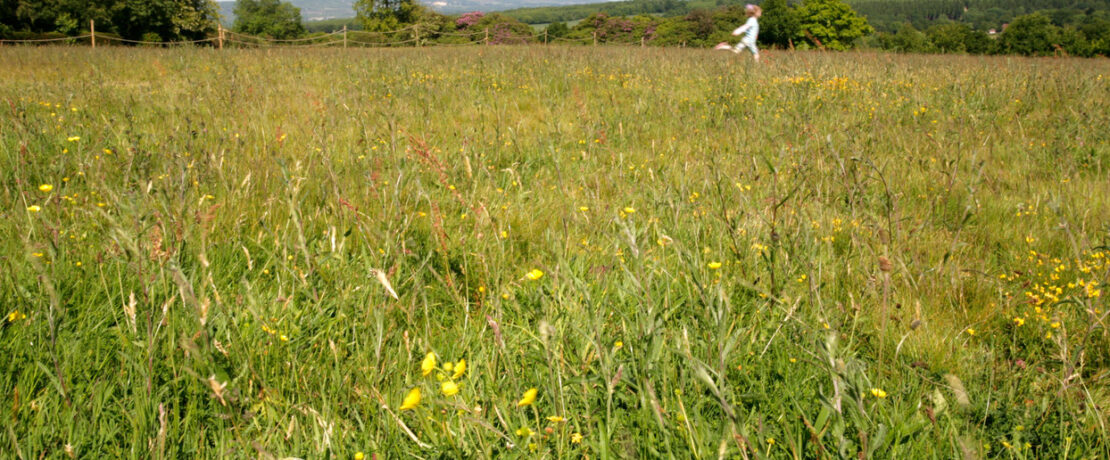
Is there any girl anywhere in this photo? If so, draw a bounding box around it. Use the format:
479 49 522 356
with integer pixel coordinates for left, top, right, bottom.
716 4 762 62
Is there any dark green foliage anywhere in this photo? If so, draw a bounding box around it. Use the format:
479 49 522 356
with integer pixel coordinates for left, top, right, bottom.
1 0 219 41
853 0 1110 33
759 0 802 48
544 21 570 39
925 22 991 53
353 0 421 31
232 0 305 39
997 13 1058 55
1078 16 1110 54
878 22 932 52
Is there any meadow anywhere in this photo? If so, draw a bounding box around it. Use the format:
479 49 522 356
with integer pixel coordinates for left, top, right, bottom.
1 46 1108 458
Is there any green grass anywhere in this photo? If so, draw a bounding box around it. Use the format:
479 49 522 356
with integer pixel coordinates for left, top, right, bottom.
2 46 1109 458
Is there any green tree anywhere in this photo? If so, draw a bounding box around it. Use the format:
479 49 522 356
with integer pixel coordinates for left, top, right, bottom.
796 0 874 50
233 0 304 39
109 0 220 41
650 16 697 46
759 0 801 48
11 0 115 34
354 0 420 32
1056 26 1092 57
545 21 569 39
883 22 930 52
1078 17 1110 56
926 22 989 54
997 13 1058 56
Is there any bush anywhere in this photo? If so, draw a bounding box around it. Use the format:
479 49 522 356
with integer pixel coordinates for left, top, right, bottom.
997 13 1058 56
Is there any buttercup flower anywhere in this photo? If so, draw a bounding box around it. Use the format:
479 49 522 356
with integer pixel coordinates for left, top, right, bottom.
517 388 538 407
441 380 459 396
452 359 466 379
421 352 437 376
400 388 421 410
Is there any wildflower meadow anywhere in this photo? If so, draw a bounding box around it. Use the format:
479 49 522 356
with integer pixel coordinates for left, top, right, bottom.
1 46 1109 458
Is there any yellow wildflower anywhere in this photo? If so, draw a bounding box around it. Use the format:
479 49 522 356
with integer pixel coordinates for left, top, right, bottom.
708 262 722 270
452 359 466 379
546 415 565 423
421 352 437 376
515 427 534 437
517 388 538 407
399 388 421 410
441 380 459 396
39 184 53 192
870 388 887 398
526 269 544 281
623 207 636 214
571 432 584 444
27 205 41 212
966 328 976 336
66 136 80 142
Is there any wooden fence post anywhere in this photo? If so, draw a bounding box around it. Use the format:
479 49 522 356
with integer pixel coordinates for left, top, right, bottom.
484 28 489 45
218 24 224 49
414 24 420 47
641 36 645 47
544 29 548 45
592 30 597 46
91 20 96 48
343 25 348 48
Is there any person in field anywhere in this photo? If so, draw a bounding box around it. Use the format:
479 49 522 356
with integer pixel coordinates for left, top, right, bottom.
715 4 762 62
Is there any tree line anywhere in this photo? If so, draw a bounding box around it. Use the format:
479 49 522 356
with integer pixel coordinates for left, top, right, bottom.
3 0 1107 56
0 0 219 41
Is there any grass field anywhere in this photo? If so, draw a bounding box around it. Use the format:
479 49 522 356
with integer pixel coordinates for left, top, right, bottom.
1 46 1109 458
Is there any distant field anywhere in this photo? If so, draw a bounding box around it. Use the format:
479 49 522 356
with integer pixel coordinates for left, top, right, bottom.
1 46 1108 458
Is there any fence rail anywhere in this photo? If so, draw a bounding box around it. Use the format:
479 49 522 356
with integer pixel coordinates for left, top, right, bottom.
0 20 653 49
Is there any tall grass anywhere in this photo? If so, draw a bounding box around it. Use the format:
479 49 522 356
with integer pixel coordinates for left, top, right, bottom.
1 46 1108 458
